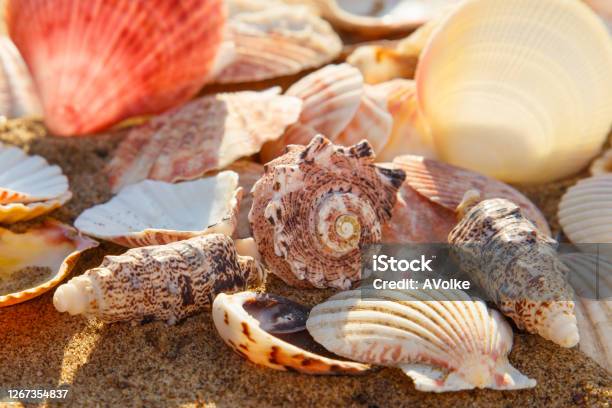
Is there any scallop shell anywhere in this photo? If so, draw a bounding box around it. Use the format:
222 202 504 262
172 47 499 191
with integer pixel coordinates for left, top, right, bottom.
53 234 265 324
449 197 579 348
0 220 97 307
0 192 72 224
106 88 302 193
0 36 41 118
250 135 405 289
7 0 226 136
585 0 612 33
590 148 612 176
213 291 370 374
558 175 612 244
75 172 241 248
417 0 612 183
213 5 342 84
306 288 536 392
0 143 69 204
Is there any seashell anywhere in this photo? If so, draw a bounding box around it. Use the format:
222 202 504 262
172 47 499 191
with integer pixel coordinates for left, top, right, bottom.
585 0 612 33
558 175 612 244
417 0 612 183
75 172 241 248
0 220 97 307
0 36 41 118
449 197 579 348
212 291 370 374
590 148 612 176
0 192 72 224
224 161 265 239
53 234 265 324
0 142 69 204
106 88 302 193
250 135 405 289
306 288 536 392
213 5 342 84
7 0 226 136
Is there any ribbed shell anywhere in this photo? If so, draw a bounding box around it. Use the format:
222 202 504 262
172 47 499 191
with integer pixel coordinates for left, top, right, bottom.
0 192 72 224
106 88 301 193
558 175 612 244
7 0 226 136
75 172 241 248
449 198 578 347
0 36 41 118
306 288 536 392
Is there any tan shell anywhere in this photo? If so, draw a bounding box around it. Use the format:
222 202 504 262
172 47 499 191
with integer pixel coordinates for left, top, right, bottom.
449 197 578 348
307 288 536 392
250 135 405 289
224 161 265 239
590 148 612 176
212 291 370 374
0 220 98 307
0 192 72 224
106 88 302 193
53 234 265 324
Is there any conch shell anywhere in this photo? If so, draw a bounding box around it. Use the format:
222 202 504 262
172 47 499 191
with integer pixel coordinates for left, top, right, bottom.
449 196 579 348
306 288 536 392
213 291 370 374
53 234 265 324
250 135 405 289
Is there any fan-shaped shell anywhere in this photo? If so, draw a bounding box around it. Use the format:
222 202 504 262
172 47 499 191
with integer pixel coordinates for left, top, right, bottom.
106 88 302 193
558 175 612 244
0 220 97 307
0 192 72 224
0 36 41 118
590 148 612 176
75 172 241 248
306 288 536 392
53 234 265 324
7 0 226 136
0 143 69 204
250 135 405 289
213 291 370 374
417 0 612 183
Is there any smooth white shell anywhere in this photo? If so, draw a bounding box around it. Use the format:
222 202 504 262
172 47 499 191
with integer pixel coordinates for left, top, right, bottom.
558 175 612 244
417 0 612 183
75 172 241 248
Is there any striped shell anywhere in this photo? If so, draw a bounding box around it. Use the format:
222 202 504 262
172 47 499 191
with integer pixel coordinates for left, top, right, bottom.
449 198 578 347
306 288 536 392
213 291 370 374
558 175 612 244
75 172 241 248
0 220 97 307
7 0 226 136
250 136 405 289
0 36 41 118
106 88 302 193
53 234 265 324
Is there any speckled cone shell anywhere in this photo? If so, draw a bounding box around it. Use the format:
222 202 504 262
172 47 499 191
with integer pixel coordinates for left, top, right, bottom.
250 135 405 289
0 36 41 118
306 288 536 392
106 88 302 193
53 234 265 324
7 0 226 136
213 291 370 374
449 198 578 347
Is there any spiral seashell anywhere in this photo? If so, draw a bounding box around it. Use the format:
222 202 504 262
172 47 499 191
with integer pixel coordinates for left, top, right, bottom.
250 135 405 289
106 88 302 193
0 36 41 118
213 291 370 374
449 197 579 348
7 0 226 136
590 148 612 177
306 288 536 392
53 234 265 324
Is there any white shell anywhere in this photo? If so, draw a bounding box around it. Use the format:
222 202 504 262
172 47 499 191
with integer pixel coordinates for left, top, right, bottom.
417 0 612 184
0 36 41 118
75 172 241 248
0 143 69 204
558 175 612 244
307 288 536 392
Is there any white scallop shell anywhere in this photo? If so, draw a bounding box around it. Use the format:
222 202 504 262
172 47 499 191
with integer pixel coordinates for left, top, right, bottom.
417 0 612 183
558 175 612 244
0 36 41 118
0 143 69 204
75 172 242 248
307 288 536 392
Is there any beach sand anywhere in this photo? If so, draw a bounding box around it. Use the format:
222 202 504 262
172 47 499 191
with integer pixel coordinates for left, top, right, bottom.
0 118 610 408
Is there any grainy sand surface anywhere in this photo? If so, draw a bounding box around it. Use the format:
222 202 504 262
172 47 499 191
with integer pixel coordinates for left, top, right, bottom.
0 119 610 408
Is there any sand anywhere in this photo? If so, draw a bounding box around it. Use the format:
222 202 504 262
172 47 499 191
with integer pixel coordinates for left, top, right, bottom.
0 118 610 408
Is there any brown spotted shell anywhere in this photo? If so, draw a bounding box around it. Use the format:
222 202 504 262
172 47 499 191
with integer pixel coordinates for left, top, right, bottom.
249 135 405 289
